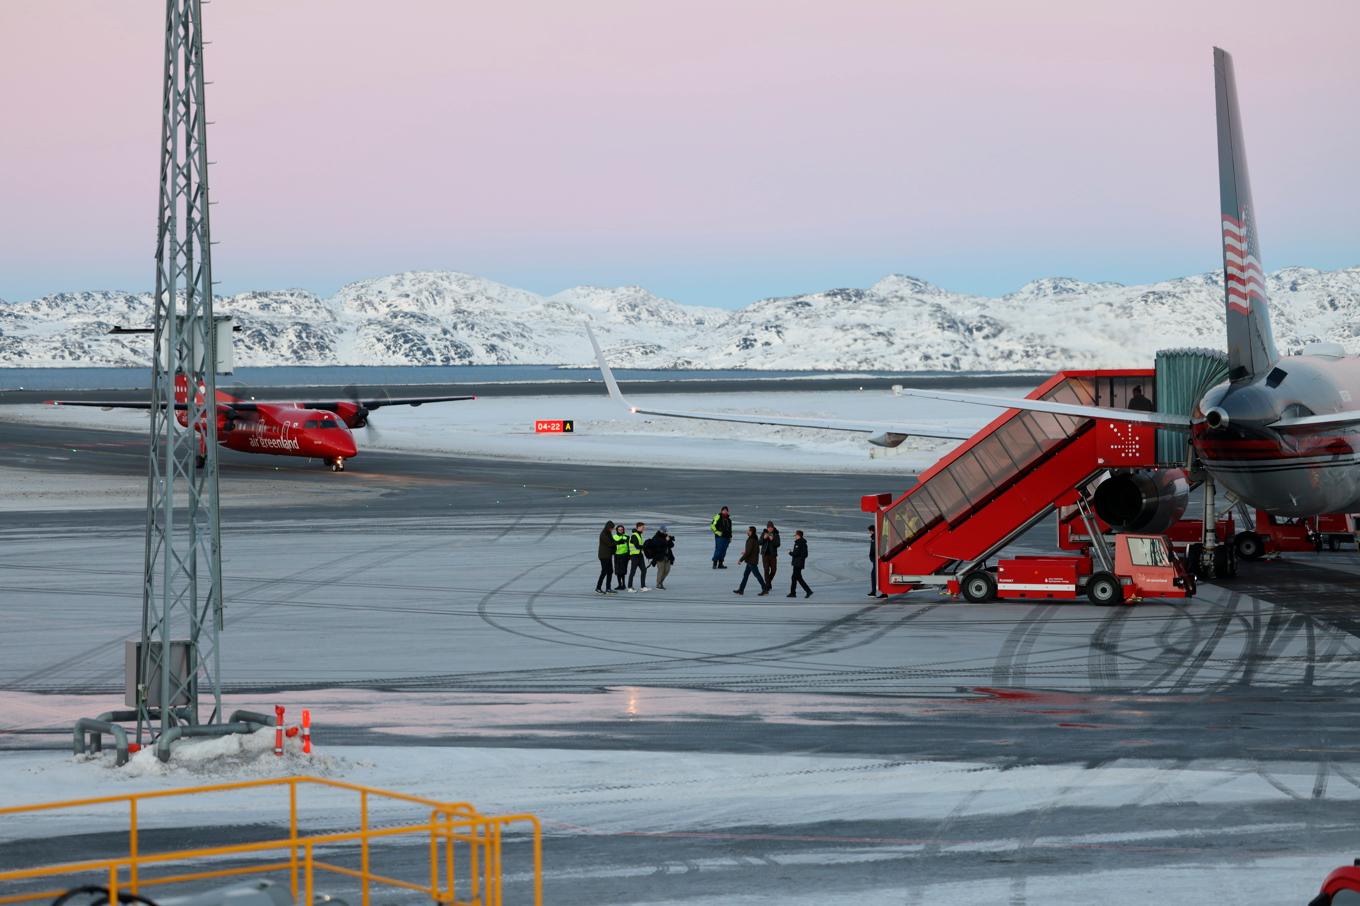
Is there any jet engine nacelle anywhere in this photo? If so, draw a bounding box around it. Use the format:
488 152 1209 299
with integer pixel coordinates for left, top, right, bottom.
1092 469 1190 533
867 432 909 448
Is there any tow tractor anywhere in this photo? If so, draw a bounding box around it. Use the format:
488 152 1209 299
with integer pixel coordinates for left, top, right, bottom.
947 532 1193 605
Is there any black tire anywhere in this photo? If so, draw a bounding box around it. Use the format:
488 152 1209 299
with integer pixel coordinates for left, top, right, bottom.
1212 544 1232 579
1086 572 1124 605
960 570 997 603
1235 532 1264 561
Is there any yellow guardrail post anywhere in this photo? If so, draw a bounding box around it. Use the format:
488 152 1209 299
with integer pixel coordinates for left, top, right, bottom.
359 789 370 906
128 799 139 894
107 864 118 906
443 810 454 904
303 841 314 906
288 779 299 901
427 809 439 901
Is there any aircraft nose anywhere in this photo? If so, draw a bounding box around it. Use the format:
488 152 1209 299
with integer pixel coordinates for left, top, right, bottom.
337 432 358 458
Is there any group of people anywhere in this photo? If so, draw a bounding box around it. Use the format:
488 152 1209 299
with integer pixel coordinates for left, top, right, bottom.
711 507 813 599
596 520 676 594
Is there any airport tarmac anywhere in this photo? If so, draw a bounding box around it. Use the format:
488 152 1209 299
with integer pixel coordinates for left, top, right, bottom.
4 415 1360 904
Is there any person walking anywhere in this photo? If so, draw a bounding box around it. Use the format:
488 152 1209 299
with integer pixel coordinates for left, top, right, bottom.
612 522 630 591
596 520 617 595
710 506 733 568
761 521 781 588
648 525 675 590
734 526 770 596
787 530 812 598
627 521 650 592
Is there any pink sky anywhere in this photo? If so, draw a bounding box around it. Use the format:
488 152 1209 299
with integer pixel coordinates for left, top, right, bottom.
1 0 1357 306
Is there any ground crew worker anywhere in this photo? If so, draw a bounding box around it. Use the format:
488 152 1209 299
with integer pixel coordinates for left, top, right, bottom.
734 526 770 596
787 530 812 598
711 506 733 569
868 524 881 597
612 523 630 591
627 521 650 592
596 520 617 595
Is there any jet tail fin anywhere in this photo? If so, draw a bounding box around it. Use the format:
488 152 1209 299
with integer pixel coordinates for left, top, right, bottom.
1215 47 1280 381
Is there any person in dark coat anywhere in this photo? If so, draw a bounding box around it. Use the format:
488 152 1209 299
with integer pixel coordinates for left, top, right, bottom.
761 521 781 588
710 507 733 568
1127 385 1155 412
596 520 617 594
787 530 812 598
649 526 676 590
734 526 770 596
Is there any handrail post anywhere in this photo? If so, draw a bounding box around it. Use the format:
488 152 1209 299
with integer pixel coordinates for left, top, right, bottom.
107 864 119 906
533 818 543 906
289 779 299 901
360 790 370 906
128 799 139 893
303 841 314 906
444 810 454 903
428 809 439 901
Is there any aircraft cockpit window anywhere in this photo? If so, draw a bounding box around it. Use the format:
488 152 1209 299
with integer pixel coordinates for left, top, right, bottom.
319 419 339 428
305 419 318 429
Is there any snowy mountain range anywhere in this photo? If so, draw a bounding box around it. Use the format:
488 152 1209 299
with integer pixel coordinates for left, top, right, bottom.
3 267 1359 371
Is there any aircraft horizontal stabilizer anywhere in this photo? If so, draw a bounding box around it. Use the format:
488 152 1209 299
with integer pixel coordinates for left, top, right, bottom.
893 387 1193 428
585 324 975 442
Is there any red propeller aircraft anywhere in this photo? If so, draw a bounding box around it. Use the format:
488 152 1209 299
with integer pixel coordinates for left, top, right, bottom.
48 374 473 471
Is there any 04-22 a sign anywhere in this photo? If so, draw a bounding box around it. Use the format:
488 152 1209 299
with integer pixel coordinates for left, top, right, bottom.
534 419 575 434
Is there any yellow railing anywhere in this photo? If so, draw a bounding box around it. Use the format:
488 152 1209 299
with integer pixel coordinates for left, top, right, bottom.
0 775 541 906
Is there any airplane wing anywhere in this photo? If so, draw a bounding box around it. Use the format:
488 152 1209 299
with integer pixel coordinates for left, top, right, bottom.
585 325 976 443
298 395 476 411
46 399 251 411
1271 410 1360 431
892 387 1193 428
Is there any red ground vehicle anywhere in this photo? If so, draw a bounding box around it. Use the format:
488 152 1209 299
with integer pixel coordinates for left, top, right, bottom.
1312 861 1360 905
1315 512 1360 550
946 533 1194 605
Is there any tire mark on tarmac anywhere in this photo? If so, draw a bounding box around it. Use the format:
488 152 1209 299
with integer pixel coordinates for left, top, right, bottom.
990 605 1059 687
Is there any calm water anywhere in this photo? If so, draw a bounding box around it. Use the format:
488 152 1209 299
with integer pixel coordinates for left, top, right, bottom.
0 365 1032 391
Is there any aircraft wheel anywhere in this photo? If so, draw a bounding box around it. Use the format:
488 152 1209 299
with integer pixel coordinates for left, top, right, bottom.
1234 532 1264 561
1086 572 1124 606
330 458 345 473
960 570 997 603
1211 544 1232 579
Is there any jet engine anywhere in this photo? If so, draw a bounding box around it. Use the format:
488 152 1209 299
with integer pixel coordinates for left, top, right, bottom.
1092 469 1190 533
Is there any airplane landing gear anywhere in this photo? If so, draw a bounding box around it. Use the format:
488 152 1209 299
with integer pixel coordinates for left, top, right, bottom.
327 457 346 473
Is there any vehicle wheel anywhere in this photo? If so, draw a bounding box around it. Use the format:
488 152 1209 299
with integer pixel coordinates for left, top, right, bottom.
960 570 997 603
1211 544 1232 579
1086 572 1124 605
1235 532 1264 561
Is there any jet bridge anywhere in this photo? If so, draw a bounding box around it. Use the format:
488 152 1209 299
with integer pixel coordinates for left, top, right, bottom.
862 369 1162 596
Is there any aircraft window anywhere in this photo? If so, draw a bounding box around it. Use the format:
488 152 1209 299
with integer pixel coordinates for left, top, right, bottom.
305 420 317 429
1126 536 1170 567
320 419 338 428
1266 367 1287 388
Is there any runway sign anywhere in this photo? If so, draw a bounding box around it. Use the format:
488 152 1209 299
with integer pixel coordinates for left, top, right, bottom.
535 419 575 434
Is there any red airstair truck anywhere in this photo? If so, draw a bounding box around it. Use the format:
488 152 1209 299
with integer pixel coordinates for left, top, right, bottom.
862 369 1198 603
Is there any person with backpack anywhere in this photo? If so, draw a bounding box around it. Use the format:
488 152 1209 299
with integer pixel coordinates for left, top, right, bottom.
647 525 676 590
596 520 617 595
787 530 812 598
761 520 781 588
733 526 770 596
612 523 630 591
710 506 733 569
627 521 650 592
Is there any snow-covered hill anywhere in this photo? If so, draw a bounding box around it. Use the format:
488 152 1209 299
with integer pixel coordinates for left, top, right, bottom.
3 266 1359 370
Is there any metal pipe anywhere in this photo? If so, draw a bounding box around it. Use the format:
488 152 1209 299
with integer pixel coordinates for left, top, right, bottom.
74 718 130 767
154 721 260 762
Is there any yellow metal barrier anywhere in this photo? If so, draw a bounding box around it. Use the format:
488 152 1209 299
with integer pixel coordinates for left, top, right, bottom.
0 775 541 906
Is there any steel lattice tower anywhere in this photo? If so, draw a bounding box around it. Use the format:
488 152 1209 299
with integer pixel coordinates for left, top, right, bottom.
137 0 224 743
